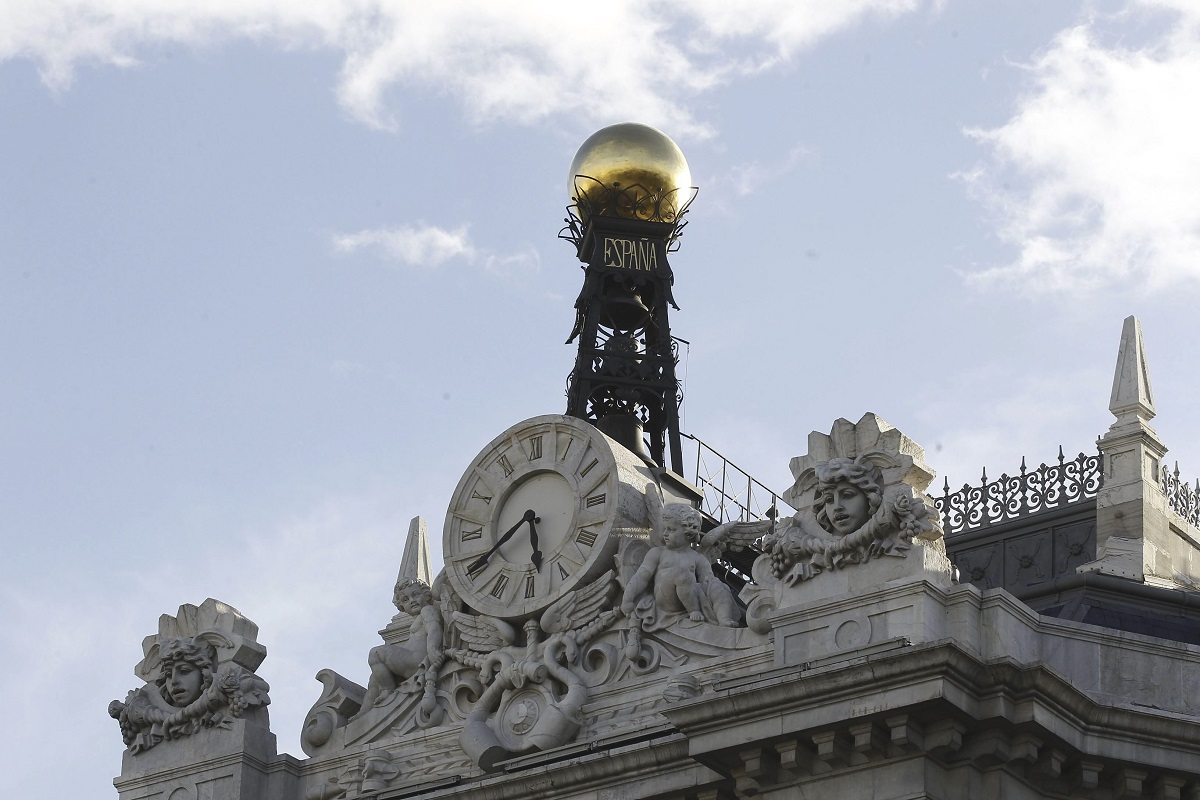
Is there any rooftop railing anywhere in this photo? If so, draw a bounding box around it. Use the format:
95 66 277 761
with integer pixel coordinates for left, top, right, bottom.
681 432 789 526
1161 463 1200 528
937 448 1103 536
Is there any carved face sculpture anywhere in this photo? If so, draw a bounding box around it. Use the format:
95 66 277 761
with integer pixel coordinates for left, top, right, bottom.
393 580 431 615
156 637 217 708
662 505 700 549
166 661 204 707
821 482 871 536
812 457 884 537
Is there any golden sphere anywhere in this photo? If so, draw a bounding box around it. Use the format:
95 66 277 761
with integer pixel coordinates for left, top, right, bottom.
568 123 692 223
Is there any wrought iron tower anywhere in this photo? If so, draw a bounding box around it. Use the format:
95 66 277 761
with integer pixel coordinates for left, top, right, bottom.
560 123 697 474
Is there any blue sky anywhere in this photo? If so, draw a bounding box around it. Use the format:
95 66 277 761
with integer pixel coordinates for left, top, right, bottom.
4 1 1200 795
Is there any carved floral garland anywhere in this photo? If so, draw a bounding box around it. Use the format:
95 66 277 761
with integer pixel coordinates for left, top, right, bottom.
764 483 934 586
110 660 270 753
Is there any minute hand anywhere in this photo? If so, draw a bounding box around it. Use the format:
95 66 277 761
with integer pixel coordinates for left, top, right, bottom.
467 509 536 575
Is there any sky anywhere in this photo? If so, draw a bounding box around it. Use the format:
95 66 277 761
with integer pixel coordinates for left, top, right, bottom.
4 0 1200 795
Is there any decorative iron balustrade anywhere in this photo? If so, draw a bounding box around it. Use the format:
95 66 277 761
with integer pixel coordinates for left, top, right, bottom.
1161 463 1200 528
937 448 1103 536
681 432 790 526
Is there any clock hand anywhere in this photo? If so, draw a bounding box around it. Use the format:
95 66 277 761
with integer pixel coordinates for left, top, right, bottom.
467 509 537 575
528 514 542 572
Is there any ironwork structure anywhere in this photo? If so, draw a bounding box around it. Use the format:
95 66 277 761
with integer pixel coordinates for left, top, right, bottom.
941 448 1102 610
1161 462 1200 528
936 447 1103 535
677 432 788 591
560 177 698 473
682 432 788 525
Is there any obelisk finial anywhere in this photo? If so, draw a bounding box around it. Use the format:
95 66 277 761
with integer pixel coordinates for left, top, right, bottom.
1108 315 1155 427
396 516 432 587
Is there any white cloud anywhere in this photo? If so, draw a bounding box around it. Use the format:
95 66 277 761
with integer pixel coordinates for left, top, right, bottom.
719 143 815 201
332 222 540 283
960 1 1200 293
479 246 540 281
0 1 930 135
333 223 475 267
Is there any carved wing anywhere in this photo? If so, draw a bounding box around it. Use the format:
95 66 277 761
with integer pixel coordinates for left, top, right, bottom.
450 611 516 653
616 537 652 590
540 570 615 634
699 519 774 562
644 482 665 546
431 570 458 649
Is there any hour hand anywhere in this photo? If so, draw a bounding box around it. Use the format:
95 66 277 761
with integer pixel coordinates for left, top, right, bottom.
467 509 537 575
528 514 542 571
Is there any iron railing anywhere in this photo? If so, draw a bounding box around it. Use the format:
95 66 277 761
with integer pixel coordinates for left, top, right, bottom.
681 433 790 525
1161 463 1200 528
937 448 1103 536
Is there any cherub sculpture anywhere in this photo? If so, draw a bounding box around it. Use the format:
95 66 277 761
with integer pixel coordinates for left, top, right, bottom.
360 577 445 712
620 487 741 627
109 635 270 753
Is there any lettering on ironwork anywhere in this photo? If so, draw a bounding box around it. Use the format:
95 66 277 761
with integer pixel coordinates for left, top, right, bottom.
602 237 658 271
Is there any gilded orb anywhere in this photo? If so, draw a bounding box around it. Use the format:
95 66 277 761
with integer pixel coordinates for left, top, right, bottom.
568 123 693 223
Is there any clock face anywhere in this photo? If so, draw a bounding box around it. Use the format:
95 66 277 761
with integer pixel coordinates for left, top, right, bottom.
443 414 650 619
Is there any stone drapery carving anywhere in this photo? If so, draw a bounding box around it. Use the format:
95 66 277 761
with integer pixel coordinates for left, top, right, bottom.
109 599 271 753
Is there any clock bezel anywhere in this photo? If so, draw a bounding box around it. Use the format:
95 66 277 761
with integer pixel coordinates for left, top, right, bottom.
442 414 646 619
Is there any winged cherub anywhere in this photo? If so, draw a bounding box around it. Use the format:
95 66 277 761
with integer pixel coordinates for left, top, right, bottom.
620 489 741 627
361 577 445 710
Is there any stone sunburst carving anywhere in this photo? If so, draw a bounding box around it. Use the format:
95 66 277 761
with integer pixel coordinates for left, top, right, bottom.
742 414 943 631
109 598 271 753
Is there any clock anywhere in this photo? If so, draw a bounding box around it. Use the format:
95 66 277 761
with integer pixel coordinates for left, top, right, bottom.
443 414 654 619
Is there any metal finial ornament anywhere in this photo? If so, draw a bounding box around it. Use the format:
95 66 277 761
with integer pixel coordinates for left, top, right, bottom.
560 123 698 474
567 123 692 220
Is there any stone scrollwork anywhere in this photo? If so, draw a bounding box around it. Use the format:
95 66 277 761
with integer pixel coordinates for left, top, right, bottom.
109 599 271 753
300 669 366 756
454 574 619 771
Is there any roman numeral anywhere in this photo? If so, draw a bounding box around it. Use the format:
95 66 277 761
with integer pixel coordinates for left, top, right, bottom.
526 435 542 460
462 527 483 541
586 493 606 508
497 454 515 477
490 574 509 598
580 458 599 478
524 575 536 598
576 528 598 547
471 490 492 504
557 563 570 581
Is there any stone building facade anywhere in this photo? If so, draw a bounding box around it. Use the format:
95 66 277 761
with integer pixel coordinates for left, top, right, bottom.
110 129 1200 800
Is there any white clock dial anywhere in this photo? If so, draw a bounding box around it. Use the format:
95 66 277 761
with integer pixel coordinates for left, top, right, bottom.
443 414 652 619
